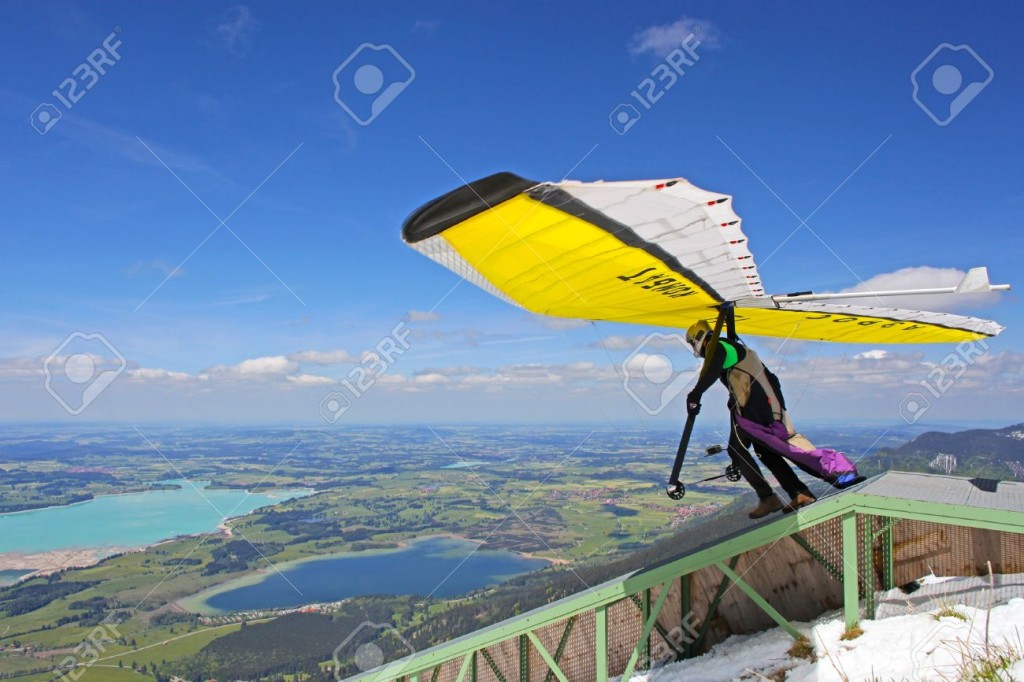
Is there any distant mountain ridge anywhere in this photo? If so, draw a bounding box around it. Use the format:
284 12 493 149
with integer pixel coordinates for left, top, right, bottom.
864 423 1024 480
897 423 1024 458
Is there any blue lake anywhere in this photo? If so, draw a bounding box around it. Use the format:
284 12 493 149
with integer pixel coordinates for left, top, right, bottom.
191 536 548 613
0 569 33 586
0 481 311 556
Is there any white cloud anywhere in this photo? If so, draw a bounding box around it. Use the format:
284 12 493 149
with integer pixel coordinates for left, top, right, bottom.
379 352 1024 405
773 349 1024 399
286 374 335 386
479 335 555 346
623 352 667 376
125 261 185 279
126 368 191 381
621 353 699 388
287 349 358 365
4 343 1020 422
459 368 562 392
832 266 1003 312
590 334 689 351
410 328 539 348
212 5 260 56
235 356 296 375
413 373 450 384
386 362 616 394
757 338 814 358
965 351 1024 392
0 91 217 177
533 316 589 331
629 17 719 57
202 355 298 379
211 293 271 306
412 19 441 33
406 310 442 322
0 357 42 378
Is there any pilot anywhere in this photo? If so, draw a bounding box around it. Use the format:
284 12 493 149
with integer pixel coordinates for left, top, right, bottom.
684 320 816 518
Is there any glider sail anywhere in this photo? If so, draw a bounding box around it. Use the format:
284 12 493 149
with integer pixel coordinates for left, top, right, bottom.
403 172 1004 343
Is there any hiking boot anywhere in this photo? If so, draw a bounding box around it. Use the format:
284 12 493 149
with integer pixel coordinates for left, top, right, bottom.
782 492 817 514
748 494 783 519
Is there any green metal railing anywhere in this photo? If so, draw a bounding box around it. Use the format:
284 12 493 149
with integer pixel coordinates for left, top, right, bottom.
350 480 1024 682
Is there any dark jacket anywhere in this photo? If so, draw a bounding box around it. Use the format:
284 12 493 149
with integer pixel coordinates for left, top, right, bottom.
689 339 786 426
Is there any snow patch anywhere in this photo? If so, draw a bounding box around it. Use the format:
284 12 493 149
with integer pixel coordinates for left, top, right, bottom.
622 575 1024 682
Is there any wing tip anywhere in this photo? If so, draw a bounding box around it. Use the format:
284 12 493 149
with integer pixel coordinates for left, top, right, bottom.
402 172 538 244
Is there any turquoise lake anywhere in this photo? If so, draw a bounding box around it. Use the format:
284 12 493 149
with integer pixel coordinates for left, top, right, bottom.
189 536 548 614
0 481 311 555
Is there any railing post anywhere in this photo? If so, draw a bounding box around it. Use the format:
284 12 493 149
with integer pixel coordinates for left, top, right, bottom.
842 512 860 629
881 516 895 591
519 634 529 682
680 574 692 659
595 605 608 682
861 514 876 618
642 588 651 671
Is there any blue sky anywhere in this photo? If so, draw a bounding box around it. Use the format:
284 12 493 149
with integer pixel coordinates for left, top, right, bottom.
1 1 1021 425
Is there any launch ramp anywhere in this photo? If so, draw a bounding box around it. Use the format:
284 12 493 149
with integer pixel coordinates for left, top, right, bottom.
347 471 1024 682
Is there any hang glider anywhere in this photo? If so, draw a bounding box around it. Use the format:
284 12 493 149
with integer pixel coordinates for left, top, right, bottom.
402 173 1008 343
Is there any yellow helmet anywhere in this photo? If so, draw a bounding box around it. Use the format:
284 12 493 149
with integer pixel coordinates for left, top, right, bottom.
685 320 712 357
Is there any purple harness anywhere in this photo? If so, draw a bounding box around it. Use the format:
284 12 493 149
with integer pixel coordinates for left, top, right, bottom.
734 414 859 481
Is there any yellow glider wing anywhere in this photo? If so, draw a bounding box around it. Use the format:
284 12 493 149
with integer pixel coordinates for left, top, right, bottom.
698 302 1000 344
402 173 1003 343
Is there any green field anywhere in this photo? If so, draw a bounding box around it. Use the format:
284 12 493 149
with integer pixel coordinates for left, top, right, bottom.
0 425 768 680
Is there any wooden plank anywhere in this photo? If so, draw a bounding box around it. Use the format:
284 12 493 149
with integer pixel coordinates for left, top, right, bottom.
971 527 1004 574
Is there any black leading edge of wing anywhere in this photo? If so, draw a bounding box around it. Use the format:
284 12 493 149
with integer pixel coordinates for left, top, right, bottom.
402 172 538 244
